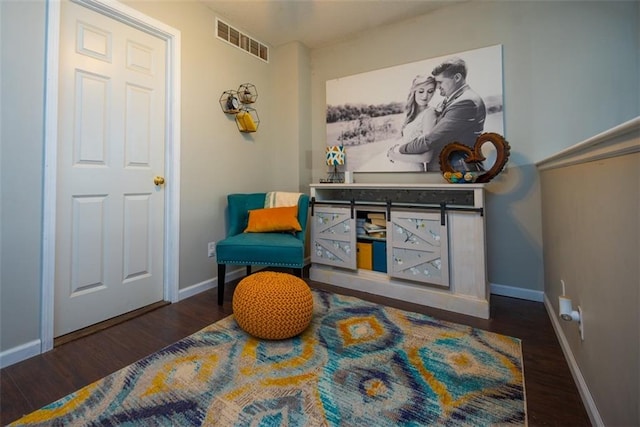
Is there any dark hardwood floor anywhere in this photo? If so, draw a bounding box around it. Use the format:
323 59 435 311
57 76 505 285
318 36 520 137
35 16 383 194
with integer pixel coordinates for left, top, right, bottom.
1 277 590 426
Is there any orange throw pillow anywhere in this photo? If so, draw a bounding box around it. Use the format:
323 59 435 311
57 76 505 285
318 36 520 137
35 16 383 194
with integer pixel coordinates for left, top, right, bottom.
244 206 302 233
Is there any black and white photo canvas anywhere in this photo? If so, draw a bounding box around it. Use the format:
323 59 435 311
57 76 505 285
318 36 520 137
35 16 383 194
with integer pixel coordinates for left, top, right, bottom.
326 45 504 173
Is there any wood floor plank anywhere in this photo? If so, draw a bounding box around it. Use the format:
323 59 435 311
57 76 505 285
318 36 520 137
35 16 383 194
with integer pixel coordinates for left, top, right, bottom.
0 371 32 424
0 277 591 426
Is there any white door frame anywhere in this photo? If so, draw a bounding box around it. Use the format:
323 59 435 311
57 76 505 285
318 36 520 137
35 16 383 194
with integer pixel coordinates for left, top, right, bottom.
41 0 181 352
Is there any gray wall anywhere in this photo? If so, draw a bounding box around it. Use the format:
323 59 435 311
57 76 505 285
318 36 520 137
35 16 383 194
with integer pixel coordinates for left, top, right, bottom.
309 0 639 295
0 0 47 355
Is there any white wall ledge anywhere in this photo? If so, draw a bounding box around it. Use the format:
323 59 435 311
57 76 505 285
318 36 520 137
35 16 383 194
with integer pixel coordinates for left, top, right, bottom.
536 117 640 171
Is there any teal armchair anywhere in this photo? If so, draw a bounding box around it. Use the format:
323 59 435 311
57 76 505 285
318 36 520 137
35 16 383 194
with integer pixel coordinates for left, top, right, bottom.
216 192 309 305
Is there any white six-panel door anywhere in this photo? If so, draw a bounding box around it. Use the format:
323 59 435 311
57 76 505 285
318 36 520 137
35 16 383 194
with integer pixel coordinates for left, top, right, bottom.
55 0 167 337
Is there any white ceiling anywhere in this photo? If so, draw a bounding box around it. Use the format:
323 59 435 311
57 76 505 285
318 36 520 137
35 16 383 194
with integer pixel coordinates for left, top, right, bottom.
202 0 466 49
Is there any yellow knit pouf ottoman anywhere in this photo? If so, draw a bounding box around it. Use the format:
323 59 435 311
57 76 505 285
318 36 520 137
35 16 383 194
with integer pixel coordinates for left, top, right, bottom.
232 271 313 340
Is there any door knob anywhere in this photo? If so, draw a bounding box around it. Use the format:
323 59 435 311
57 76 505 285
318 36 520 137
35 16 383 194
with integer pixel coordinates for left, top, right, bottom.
154 176 165 185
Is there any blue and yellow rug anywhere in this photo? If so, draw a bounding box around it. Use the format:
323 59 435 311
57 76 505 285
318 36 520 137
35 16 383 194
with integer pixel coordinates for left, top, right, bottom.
11 290 526 426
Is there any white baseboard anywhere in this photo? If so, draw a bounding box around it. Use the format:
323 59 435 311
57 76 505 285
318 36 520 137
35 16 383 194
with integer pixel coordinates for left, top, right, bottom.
178 266 249 301
0 339 41 369
178 278 215 301
543 294 603 427
490 283 544 302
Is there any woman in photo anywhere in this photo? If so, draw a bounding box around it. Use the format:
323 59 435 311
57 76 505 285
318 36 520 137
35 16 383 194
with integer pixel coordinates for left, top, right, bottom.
387 75 438 171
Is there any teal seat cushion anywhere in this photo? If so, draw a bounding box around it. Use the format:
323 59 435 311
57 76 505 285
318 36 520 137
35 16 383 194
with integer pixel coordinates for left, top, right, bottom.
216 233 304 268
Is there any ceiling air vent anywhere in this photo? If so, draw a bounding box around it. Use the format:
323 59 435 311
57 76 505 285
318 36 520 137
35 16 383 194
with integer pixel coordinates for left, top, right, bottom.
216 18 269 63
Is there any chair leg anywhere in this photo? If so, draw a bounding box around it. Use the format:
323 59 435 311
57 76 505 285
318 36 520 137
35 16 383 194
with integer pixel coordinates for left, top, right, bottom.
293 268 303 278
217 264 226 305
246 265 251 276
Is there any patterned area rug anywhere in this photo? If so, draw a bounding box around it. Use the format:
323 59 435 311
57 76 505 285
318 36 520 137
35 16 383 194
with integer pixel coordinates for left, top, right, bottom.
11 290 526 426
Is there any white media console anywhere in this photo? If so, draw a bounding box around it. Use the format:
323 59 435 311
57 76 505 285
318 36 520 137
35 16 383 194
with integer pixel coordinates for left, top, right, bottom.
309 183 489 318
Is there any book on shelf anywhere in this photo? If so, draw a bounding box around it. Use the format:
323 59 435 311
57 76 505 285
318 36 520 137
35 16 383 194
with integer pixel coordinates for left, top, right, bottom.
365 231 386 239
366 213 386 227
363 222 385 232
367 212 385 219
369 217 386 227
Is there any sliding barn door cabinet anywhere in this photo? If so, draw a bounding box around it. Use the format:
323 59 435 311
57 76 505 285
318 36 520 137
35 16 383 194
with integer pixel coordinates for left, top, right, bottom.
309 183 489 318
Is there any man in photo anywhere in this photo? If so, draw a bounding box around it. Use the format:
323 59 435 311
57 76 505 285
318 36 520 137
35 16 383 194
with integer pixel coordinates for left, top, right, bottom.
389 57 486 171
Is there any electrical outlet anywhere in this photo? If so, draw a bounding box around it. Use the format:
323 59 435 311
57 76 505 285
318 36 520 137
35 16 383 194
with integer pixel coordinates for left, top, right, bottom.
578 306 584 340
207 241 216 258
